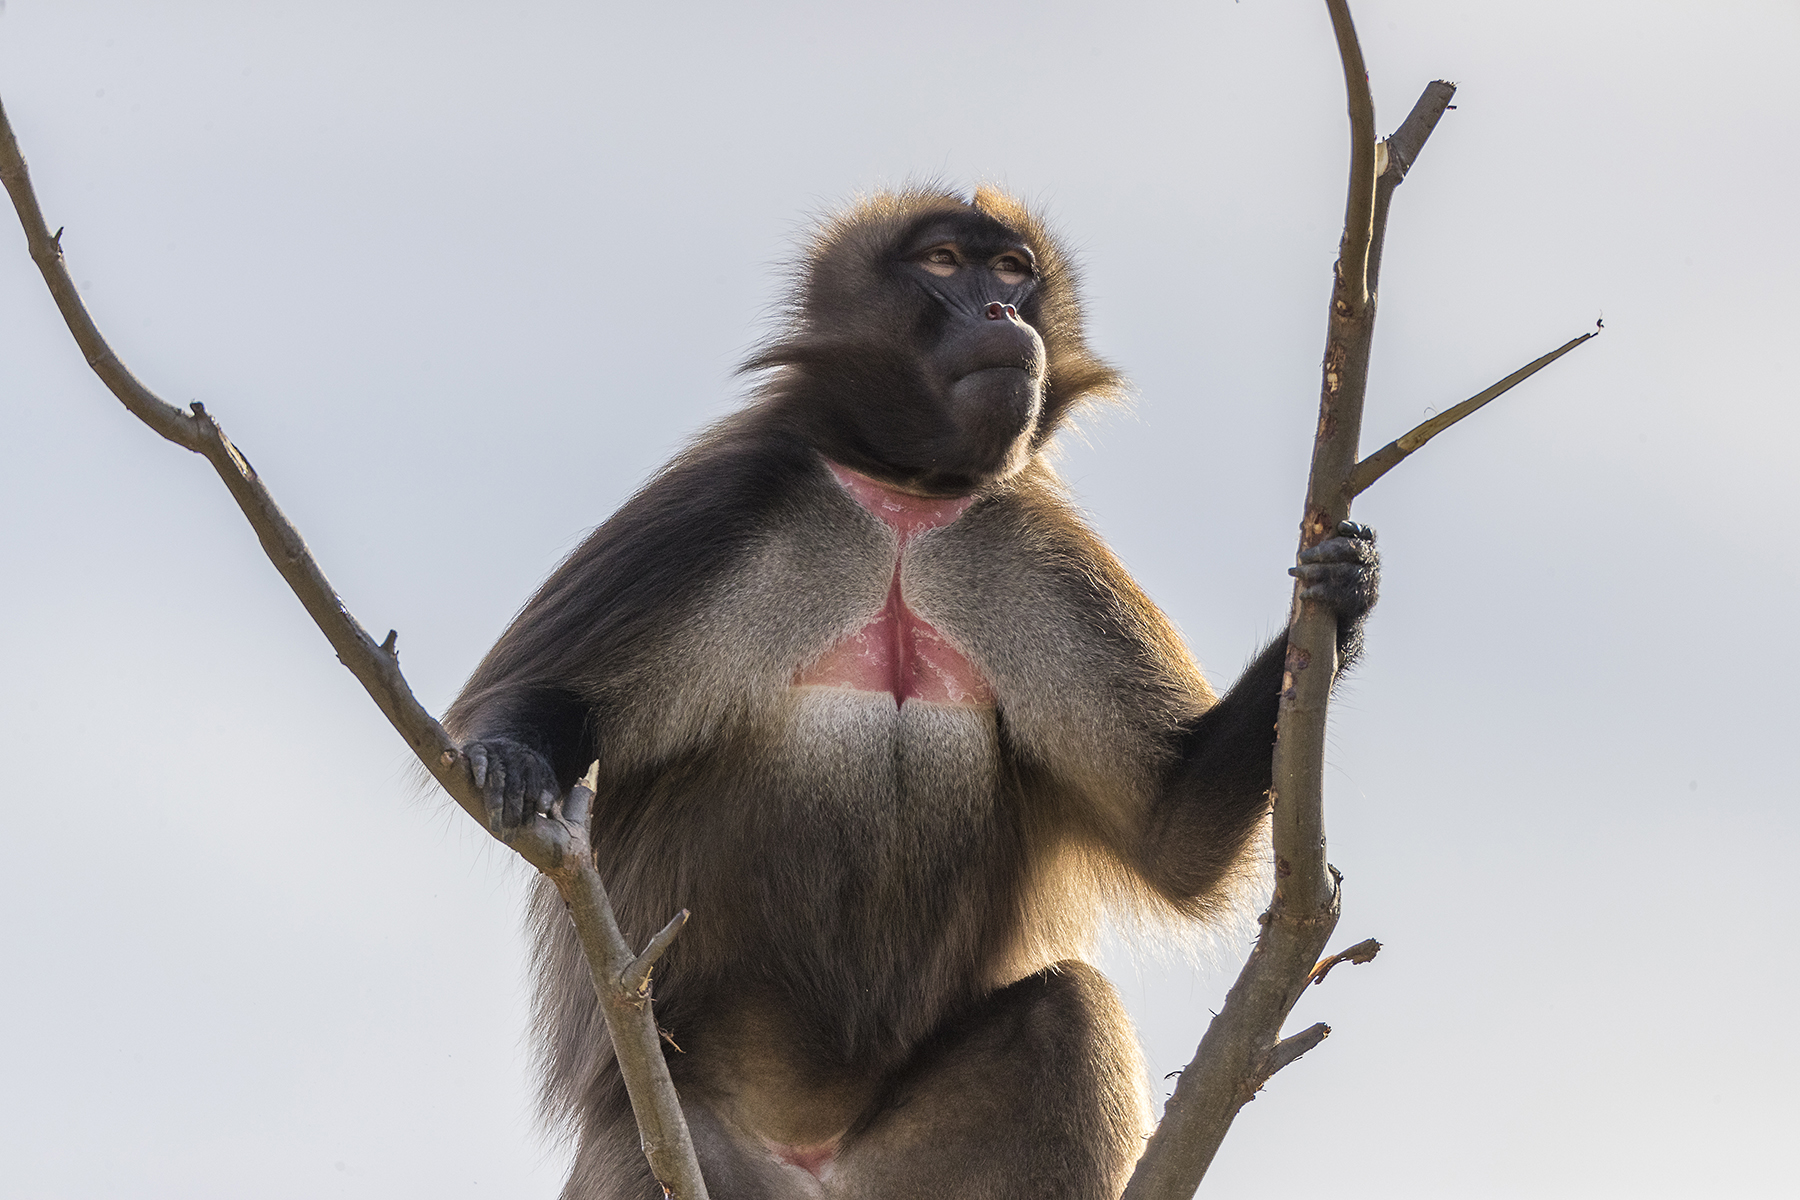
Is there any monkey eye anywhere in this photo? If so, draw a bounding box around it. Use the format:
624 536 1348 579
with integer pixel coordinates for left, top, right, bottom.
990 254 1032 286
919 246 961 277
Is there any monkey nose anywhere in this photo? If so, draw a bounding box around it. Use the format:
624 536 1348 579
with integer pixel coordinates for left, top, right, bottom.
984 302 1018 321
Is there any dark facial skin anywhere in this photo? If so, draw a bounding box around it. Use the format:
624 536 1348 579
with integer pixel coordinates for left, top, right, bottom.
890 216 1048 492
757 208 1053 497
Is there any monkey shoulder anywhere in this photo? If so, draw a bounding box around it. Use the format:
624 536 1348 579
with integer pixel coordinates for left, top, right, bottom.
452 424 823 719
908 479 1213 788
534 435 901 763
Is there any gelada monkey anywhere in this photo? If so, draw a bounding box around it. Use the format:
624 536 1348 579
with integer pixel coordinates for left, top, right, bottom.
447 187 1377 1198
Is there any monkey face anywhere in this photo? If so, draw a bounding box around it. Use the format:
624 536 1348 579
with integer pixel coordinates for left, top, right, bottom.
746 191 1119 498
895 215 1049 489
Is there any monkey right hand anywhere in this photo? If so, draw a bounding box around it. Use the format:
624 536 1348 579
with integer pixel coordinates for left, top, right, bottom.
463 739 562 833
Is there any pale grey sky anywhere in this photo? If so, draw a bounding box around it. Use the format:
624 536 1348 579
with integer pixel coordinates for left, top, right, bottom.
2 2 1795 1197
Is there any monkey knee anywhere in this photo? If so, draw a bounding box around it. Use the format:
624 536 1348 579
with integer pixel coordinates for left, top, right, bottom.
939 963 1152 1171
839 963 1149 1197
988 961 1150 1112
1006 963 1153 1167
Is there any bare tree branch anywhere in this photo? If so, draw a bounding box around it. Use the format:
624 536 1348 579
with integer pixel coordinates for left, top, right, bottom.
1121 10 1453 1196
0 93 709 1200
556 767 708 1197
1347 326 1602 498
1328 0 1380 317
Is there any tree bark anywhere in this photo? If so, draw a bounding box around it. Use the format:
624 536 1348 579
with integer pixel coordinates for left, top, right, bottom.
0 92 710 1200
1119 9 1454 1197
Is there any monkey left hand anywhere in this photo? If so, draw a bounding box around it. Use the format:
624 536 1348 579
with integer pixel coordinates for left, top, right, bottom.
1290 521 1380 661
463 738 562 834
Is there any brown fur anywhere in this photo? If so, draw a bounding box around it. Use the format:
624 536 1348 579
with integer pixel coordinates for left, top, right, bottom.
445 189 1357 1198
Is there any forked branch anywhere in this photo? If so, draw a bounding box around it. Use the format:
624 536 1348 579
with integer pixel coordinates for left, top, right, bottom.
1347 325 1601 498
0 94 709 1200
1124 5 1464 1195
1124 7 1596 1195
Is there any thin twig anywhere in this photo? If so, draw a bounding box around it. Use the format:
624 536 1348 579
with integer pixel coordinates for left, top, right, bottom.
626 910 692 997
0 93 709 1200
1257 1022 1331 1090
1368 81 1457 297
1346 326 1601 498
1381 81 1458 186
1307 938 1382 989
1328 0 1379 313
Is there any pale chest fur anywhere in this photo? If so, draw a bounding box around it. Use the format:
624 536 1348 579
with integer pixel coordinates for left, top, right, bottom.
577 455 1214 1046
598 457 1208 858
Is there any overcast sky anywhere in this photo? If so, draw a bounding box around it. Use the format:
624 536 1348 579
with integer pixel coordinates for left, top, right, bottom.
2 2 1795 1197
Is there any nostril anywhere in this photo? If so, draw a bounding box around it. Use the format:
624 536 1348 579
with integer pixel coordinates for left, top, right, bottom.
985 301 1005 320
1003 304 1017 319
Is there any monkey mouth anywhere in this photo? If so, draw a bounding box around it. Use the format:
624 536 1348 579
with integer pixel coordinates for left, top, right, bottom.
954 363 1032 384
938 368 1042 484
949 364 1042 410
940 309 1043 381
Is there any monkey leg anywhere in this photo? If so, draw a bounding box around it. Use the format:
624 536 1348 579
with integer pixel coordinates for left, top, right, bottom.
560 962 1150 1199
555 1080 655 1200
560 1083 835 1200
830 960 1152 1199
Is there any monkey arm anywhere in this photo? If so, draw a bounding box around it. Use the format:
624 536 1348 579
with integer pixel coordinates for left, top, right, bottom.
446 422 822 830
1132 635 1288 907
452 681 596 831
457 684 593 783
446 551 634 829
1131 523 1378 907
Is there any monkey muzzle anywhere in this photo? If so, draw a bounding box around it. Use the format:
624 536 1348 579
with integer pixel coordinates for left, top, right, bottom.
935 308 1046 480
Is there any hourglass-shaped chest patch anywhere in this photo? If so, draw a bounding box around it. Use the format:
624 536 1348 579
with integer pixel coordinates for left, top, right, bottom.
792 465 995 709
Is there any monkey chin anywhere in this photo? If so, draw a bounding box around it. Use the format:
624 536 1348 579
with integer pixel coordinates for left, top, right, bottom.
943 366 1043 484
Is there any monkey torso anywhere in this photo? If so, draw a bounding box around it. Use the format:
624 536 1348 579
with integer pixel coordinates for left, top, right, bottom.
440 190 1376 1194
455 410 1216 1138
518 417 1201 1058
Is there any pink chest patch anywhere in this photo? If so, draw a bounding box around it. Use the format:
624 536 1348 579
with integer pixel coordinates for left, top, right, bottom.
791 464 995 709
